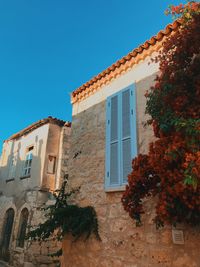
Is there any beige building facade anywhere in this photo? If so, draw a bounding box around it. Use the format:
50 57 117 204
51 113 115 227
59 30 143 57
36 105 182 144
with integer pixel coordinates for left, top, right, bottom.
62 20 200 267
0 117 71 267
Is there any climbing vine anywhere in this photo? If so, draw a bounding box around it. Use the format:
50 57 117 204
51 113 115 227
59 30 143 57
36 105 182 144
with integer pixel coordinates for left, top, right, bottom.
122 1 200 228
26 177 100 256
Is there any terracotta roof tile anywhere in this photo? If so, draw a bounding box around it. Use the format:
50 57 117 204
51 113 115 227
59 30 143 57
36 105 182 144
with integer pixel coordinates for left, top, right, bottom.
5 116 71 142
72 19 182 104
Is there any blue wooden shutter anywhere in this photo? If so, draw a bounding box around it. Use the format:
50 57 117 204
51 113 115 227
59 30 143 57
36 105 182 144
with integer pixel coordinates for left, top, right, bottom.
131 85 137 160
120 85 137 184
105 84 137 188
106 94 120 187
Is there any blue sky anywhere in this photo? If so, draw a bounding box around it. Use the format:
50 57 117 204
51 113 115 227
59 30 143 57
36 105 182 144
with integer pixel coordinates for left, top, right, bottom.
0 0 181 146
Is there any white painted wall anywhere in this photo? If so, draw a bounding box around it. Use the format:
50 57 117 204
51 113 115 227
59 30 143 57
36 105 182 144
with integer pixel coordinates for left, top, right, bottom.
72 53 159 115
0 124 49 196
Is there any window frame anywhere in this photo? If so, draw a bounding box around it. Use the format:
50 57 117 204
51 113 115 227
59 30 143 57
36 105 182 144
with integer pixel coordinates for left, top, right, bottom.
105 84 137 191
22 146 34 178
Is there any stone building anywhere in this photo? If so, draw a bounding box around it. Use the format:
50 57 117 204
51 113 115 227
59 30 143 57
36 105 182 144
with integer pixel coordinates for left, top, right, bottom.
0 116 71 267
62 20 200 267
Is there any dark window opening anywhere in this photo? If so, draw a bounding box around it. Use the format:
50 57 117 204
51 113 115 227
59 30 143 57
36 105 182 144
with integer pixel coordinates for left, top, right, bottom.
0 208 15 261
16 208 29 248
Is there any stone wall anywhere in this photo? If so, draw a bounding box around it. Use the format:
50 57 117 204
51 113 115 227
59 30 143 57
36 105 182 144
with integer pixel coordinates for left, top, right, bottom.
0 191 60 267
62 74 200 267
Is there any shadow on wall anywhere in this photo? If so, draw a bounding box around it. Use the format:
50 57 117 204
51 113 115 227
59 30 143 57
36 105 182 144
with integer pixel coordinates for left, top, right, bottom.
0 138 44 196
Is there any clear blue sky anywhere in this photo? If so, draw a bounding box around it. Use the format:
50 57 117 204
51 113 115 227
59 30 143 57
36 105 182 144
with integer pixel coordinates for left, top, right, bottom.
0 0 181 146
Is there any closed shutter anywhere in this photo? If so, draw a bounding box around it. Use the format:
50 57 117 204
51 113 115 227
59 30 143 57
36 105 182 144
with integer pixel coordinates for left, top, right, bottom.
121 89 131 183
130 85 137 161
105 84 137 189
106 95 120 186
121 87 137 183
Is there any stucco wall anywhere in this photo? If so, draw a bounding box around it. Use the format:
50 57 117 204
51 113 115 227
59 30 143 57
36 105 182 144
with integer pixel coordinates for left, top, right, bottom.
0 123 49 196
42 123 63 191
62 73 200 267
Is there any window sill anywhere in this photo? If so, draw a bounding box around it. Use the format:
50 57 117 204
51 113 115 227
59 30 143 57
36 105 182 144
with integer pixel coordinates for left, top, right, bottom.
20 175 31 180
6 178 15 183
105 185 126 192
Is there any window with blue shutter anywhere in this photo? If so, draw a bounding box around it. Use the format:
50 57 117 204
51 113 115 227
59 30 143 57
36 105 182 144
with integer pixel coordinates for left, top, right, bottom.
105 84 137 190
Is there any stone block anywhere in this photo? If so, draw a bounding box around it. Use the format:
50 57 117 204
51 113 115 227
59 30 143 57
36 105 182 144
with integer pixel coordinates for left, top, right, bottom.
130 242 147 259
35 255 52 264
172 253 198 267
146 233 157 244
24 263 35 267
149 249 171 266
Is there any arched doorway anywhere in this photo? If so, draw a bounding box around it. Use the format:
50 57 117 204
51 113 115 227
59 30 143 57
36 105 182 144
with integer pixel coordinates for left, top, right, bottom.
0 208 15 261
16 208 29 248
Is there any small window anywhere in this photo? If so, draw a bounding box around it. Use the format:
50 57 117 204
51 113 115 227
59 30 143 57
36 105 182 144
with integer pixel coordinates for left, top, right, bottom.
22 146 33 177
16 208 29 248
47 155 56 174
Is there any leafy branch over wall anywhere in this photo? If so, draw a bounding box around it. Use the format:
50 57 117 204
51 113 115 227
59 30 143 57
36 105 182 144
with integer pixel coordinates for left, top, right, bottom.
26 176 101 257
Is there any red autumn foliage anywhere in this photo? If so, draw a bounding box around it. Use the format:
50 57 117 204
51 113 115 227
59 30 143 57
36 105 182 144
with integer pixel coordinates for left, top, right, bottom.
122 2 200 227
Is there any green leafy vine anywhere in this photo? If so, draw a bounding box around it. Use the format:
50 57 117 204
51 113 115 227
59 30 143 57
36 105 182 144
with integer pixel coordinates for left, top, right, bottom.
26 176 101 257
